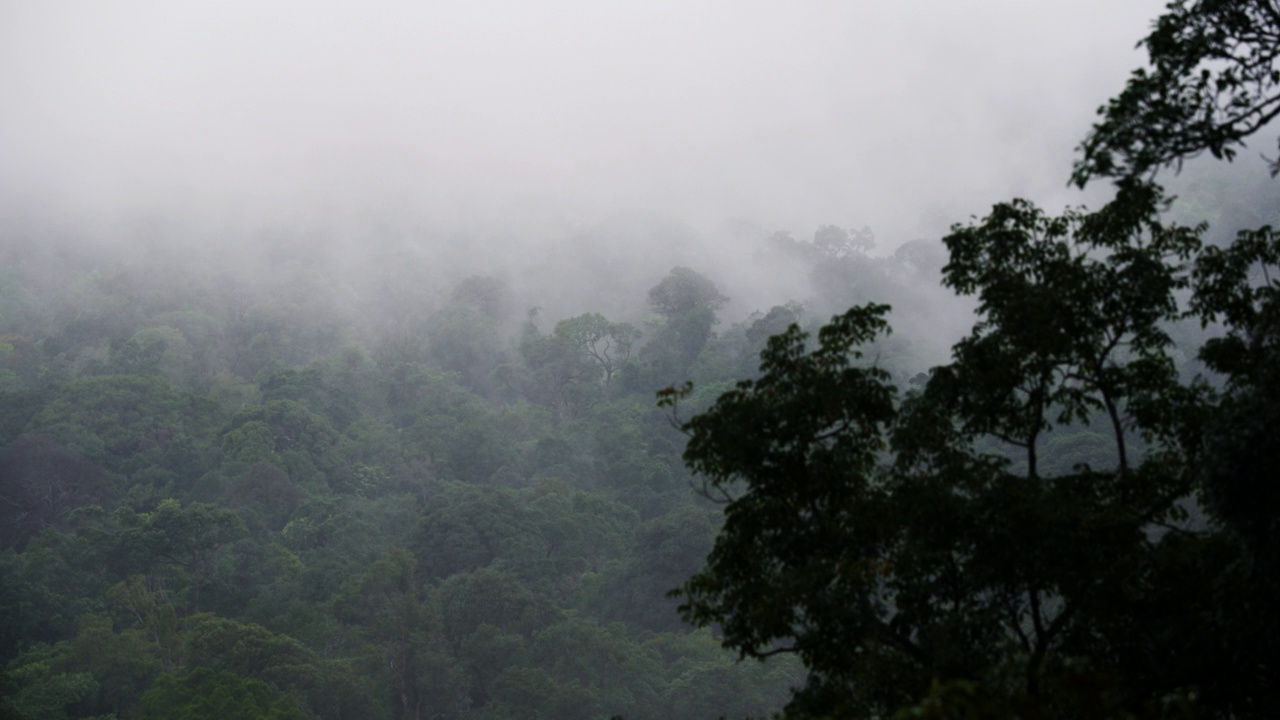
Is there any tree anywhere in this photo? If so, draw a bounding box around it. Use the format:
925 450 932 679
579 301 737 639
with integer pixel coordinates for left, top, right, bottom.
1193 226 1280 557
646 267 727 320
259 367 358 431
553 313 640 387
0 435 110 550
30 614 163 718
218 400 342 492
936 183 1200 477
223 462 302 532
1073 0 1280 184
426 304 508 398
1079 7 1280 712
332 548 461 720
107 499 248 615
450 275 513 323
636 268 729 388
584 505 719 633
814 225 875 257
137 667 308 720
744 304 804 350
518 314 602 418
0 653 97 720
24 374 183 473
667 4 1280 714
667 204 1237 716
664 305 905 716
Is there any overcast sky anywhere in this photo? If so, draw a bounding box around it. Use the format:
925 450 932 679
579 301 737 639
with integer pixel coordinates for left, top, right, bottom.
1 1 1165 248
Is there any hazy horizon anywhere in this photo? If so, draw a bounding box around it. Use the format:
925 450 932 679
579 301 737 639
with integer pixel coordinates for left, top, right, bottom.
3 2 1164 251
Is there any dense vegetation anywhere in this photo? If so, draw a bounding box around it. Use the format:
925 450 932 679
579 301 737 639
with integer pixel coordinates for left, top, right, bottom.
0 199 958 720
666 2 1280 718
5 2 1279 719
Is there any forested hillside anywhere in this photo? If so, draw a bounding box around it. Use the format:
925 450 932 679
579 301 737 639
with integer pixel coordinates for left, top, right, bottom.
0 215 965 719
4 2 1279 719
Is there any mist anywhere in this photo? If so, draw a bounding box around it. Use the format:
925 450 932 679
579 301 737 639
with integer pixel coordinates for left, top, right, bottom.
3 3 1162 222
1 1 1169 353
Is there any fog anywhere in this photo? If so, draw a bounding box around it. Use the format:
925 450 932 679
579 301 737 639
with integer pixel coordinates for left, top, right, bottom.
1 1 1166 347
2 2 1162 226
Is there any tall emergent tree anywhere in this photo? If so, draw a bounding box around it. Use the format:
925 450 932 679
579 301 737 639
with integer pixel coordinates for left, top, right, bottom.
667 2 1280 717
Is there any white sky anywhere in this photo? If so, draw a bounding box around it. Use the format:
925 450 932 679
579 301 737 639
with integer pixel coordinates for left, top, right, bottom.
0 1 1165 246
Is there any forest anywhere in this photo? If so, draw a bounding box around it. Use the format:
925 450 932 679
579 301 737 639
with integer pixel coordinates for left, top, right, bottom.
654 2 1280 717
0 201 963 719
3 1 1280 719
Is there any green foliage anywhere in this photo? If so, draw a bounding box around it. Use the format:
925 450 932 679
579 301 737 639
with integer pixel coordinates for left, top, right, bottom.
1074 0 1280 183
0 435 111 550
427 303 510 397
100 499 249 615
636 305 719 387
2 644 98 720
260 367 359 431
0 223 816 720
450 275 514 323
555 313 640 386
0 386 49 447
138 667 310 720
646 266 728 320
181 614 315 683
939 184 1201 472
437 568 562 650
218 400 341 492
669 194 1280 717
668 4 1280 718
25 375 183 472
59 614 162 717
526 618 664 716
582 505 717 633
518 312 642 419
7 8 1280 719
671 305 908 713
224 463 303 531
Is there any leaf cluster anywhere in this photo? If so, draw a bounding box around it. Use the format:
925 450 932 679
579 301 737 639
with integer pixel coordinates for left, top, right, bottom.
670 188 1278 717
1074 0 1280 184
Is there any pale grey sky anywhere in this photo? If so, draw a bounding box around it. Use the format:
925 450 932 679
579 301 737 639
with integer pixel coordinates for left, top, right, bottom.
0 1 1164 246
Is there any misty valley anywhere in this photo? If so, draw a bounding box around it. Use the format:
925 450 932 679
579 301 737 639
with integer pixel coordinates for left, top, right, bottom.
0 212 959 719
4 1 1280 718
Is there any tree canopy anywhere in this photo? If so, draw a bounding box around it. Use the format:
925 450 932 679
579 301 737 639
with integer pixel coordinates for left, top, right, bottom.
1073 0 1280 184
3 4 1278 720
669 3 1280 718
